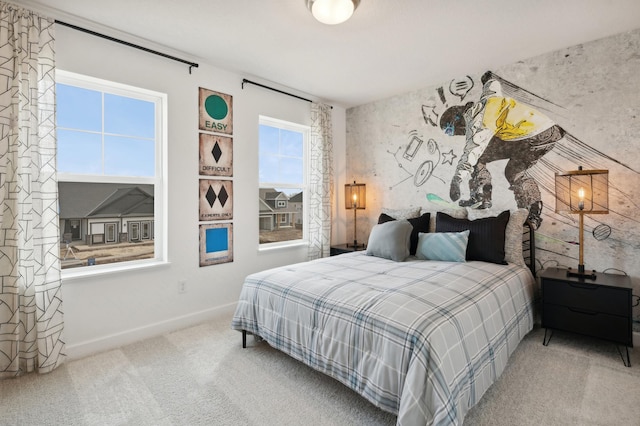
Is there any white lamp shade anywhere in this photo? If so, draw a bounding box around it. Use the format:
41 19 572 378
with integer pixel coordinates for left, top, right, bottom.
308 0 359 25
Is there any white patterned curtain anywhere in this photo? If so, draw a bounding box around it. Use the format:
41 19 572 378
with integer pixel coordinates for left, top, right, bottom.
0 2 65 377
308 102 334 260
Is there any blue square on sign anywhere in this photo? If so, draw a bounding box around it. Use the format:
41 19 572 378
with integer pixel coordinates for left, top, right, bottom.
206 228 228 253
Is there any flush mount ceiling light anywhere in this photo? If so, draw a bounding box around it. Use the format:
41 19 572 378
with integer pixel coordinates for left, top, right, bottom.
306 0 361 25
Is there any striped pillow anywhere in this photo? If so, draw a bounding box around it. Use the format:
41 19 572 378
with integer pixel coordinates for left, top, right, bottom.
415 230 469 262
435 210 510 264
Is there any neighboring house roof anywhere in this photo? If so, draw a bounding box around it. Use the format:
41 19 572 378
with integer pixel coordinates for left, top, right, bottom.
258 188 298 214
264 191 286 201
88 187 154 218
289 192 303 203
59 182 154 219
259 198 272 214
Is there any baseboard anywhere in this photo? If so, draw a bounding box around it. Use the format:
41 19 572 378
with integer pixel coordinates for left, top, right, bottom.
65 302 237 361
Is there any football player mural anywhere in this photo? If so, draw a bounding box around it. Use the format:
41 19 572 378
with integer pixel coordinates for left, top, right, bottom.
437 71 635 228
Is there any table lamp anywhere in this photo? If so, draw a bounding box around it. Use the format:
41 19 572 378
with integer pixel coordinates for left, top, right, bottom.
345 181 366 248
555 167 608 279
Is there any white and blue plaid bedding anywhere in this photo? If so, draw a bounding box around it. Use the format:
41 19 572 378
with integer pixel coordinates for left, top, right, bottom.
231 252 535 425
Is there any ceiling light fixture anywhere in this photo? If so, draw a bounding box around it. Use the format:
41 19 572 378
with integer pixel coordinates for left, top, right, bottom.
306 0 360 25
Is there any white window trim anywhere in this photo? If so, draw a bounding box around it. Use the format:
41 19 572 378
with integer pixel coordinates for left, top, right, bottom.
258 115 310 251
57 70 168 278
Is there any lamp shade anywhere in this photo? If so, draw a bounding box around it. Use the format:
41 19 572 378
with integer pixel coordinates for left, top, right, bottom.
555 168 608 214
306 0 360 25
345 181 366 210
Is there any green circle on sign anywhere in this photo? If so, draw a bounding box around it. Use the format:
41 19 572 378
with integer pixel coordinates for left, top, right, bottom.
205 95 228 120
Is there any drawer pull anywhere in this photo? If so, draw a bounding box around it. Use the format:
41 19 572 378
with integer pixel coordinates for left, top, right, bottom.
568 307 598 316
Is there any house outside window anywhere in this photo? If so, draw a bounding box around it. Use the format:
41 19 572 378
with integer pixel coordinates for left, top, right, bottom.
56 70 167 272
258 116 309 247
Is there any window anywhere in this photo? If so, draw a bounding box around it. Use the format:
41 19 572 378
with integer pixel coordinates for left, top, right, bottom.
258 116 309 247
56 70 166 273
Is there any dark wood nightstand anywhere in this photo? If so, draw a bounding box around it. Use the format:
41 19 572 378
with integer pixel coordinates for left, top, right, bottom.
540 267 633 367
330 243 366 256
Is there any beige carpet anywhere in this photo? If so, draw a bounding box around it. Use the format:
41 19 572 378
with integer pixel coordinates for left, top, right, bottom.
1 314 638 425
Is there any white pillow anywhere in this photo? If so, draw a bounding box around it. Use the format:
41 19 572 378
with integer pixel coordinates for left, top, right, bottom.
424 207 468 233
416 230 469 262
366 220 413 262
381 207 421 220
467 208 528 267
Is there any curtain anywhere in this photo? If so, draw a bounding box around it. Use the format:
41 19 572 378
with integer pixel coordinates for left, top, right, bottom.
0 2 65 377
308 103 334 260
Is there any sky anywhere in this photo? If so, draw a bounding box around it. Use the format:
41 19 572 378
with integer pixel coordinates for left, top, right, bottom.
258 123 303 185
56 83 155 177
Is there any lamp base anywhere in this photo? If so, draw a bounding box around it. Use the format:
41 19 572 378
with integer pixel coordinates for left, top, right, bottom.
566 266 597 280
347 240 365 250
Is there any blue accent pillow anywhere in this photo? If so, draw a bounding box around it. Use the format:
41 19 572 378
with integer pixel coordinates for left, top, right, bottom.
415 230 470 262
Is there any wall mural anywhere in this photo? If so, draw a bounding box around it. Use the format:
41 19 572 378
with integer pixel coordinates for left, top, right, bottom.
420 71 639 229
346 28 640 330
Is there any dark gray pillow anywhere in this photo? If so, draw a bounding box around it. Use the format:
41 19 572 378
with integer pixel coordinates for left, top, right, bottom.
378 212 431 256
435 210 510 264
366 220 413 262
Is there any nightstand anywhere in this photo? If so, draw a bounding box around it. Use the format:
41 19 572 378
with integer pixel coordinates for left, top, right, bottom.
330 243 366 256
540 267 633 367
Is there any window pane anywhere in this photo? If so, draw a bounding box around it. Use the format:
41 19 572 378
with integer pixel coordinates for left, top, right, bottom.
259 124 303 185
259 155 302 184
279 157 303 184
280 129 303 157
57 129 102 174
259 188 303 244
258 155 279 183
104 135 155 177
105 94 155 138
59 182 155 269
259 125 279 154
56 84 102 131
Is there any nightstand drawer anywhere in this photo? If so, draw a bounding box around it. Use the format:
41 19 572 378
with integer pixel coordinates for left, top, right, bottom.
542 304 632 346
542 280 629 316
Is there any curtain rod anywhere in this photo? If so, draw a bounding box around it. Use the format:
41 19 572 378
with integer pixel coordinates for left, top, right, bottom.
241 78 332 108
55 20 199 74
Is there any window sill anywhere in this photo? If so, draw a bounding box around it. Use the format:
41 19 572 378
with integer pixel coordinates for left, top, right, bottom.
258 240 309 252
61 259 170 282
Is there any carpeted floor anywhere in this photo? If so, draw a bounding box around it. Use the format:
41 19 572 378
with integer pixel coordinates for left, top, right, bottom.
1 314 638 425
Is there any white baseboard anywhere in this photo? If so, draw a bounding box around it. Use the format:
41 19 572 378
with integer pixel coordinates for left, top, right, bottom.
65 302 237 361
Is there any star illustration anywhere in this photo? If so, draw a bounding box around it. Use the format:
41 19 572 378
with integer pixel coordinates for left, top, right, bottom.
441 149 457 165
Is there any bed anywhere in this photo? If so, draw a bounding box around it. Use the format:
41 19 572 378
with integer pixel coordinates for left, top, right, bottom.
231 209 537 425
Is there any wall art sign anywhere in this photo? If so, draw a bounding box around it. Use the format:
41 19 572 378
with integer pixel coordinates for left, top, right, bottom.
199 179 233 221
199 133 233 177
199 88 233 135
198 87 234 267
199 223 233 266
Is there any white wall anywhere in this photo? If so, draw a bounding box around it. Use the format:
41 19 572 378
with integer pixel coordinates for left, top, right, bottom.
56 26 347 359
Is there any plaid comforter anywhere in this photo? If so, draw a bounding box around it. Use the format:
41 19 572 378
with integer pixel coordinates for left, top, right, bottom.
231 252 535 425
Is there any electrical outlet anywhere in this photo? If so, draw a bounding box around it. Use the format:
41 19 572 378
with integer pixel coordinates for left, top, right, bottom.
178 280 187 294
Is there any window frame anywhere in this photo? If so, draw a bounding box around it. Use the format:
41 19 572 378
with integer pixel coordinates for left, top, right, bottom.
258 115 310 250
56 70 168 279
